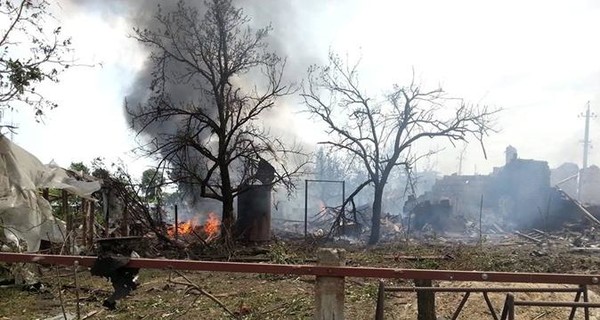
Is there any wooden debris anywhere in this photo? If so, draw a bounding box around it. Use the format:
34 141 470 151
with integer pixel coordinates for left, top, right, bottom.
515 231 543 244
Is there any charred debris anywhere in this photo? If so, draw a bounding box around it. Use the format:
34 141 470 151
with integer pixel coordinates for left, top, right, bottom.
292 145 600 248
405 146 600 238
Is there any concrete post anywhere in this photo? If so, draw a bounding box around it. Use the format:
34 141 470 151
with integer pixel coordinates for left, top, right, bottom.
315 248 346 320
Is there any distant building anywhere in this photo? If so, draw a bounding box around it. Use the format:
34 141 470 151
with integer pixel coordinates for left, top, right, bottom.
505 145 518 165
411 146 578 231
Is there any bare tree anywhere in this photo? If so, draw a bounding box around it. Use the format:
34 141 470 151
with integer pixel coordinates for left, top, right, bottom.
302 53 497 244
127 0 307 238
0 0 72 122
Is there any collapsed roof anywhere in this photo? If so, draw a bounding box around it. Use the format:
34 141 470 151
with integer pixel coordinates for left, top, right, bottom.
0 135 101 252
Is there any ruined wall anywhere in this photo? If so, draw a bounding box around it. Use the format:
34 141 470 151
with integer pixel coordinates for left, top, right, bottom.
427 174 491 219
580 165 600 205
551 162 578 198
488 159 551 228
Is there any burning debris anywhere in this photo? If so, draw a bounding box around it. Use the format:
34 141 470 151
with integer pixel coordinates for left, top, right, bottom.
167 213 221 242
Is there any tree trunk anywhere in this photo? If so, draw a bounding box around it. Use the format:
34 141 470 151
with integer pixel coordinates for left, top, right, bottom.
369 185 384 245
220 162 235 241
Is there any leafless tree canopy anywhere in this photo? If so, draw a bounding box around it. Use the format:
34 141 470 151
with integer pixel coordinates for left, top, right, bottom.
127 0 307 234
0 0 72 121
302 53 498 244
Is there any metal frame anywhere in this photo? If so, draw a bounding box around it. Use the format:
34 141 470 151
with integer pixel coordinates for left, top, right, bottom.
500 292 600 320
375 283 589 320
303 179 345 238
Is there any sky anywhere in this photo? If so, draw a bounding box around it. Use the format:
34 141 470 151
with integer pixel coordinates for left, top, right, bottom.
6 0 600 179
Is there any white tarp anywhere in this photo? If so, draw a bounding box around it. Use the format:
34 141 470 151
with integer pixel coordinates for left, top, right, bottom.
0 135 101 252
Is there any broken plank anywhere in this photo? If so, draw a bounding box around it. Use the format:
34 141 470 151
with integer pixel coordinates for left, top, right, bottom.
515 231 543 244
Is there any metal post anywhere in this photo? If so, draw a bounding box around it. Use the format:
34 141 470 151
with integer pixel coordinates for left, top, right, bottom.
479 194 484 246
375 280 385 320
569 287 583 319
451 292 470 320
304 180 308 239
82 200 88 248
415 279 436 320
174 204 179 240
507 294 515 320
62 190 71 253
341 181 346 235
87 201 95 246
483 292 499 320
102 190 110 238
583 284 590 320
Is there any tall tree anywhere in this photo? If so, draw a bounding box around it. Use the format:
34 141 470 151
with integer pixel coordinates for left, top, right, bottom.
128 0 307 238
0 0 72 122
302 53 497 244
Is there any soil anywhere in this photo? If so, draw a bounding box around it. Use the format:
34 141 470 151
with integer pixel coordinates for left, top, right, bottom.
2 237 600 319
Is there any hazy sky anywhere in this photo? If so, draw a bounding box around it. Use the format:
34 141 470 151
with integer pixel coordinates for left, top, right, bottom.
8 0 600 178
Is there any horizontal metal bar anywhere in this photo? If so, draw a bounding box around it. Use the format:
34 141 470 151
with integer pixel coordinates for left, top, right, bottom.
305 179 344 184
514 301 600 308
1 253 600 285
385 287 583 293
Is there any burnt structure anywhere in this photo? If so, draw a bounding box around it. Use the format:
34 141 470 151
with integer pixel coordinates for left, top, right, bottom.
579 165 600 204
236 185 272 242
411 147 580 231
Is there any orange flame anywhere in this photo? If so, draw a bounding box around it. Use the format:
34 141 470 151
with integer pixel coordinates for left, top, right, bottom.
318 200 327 214
168 216 200 237
203 212 221 239
168 213 221 240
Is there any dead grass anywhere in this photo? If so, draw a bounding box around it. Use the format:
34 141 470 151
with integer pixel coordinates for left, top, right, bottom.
2 239 600 319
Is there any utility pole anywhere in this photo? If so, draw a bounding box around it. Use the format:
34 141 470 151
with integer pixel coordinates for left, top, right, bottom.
578 101 595 201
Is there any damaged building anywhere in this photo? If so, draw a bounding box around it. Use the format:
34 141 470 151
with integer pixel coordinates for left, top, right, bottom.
410 146 584 233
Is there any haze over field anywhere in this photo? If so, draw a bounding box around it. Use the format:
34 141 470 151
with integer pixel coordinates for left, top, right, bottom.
8 0 600 177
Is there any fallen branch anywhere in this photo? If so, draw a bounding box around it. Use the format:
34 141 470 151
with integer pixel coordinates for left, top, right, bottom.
82 310 102 320
514 231 542 244
168 270 238 319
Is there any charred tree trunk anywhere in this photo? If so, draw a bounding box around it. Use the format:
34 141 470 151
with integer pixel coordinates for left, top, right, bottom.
369 185 384 245
220 160 235 240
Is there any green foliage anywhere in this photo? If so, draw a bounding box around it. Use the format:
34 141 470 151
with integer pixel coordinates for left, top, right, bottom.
69 161 90 174
0 0 73 122
267 241 294 264
412 258 440 270
140 168 165 203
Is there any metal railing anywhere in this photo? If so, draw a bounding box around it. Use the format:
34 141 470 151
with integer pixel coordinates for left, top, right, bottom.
375 282 592 320
3 252 600 319
499 293 600 320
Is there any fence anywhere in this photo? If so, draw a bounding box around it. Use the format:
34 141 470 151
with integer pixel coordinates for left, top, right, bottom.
2 250 600 319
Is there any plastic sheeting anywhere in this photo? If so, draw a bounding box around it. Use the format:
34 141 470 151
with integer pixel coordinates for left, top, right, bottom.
0 135 101 252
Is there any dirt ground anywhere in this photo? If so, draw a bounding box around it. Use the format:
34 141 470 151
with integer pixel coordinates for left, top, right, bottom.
2 238 600 319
